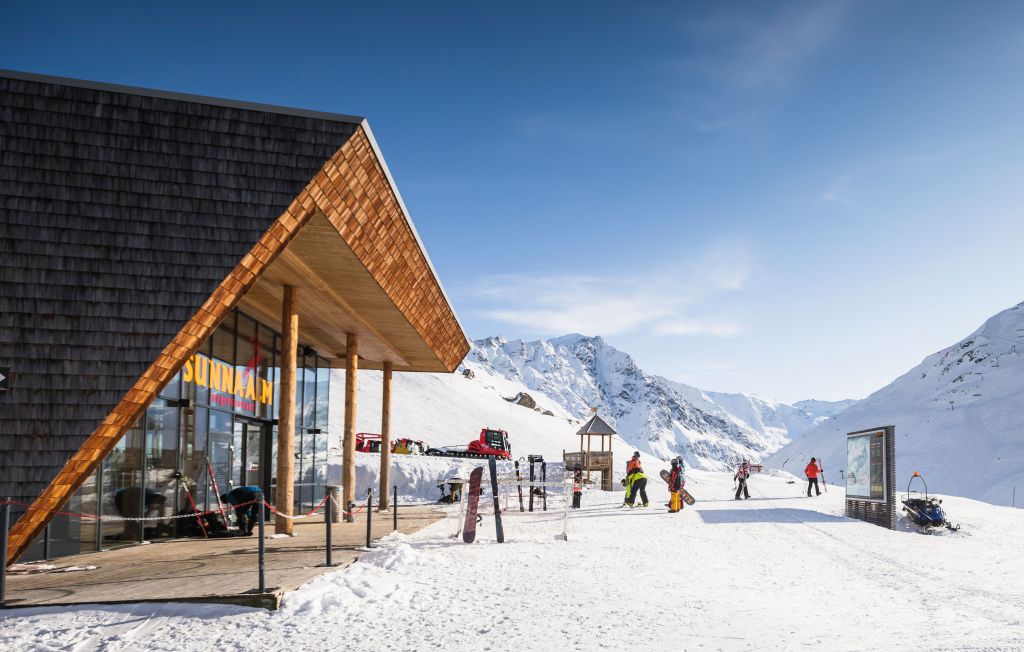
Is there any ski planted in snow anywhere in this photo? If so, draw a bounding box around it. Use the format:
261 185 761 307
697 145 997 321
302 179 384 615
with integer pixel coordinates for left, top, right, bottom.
462 466 484 543
514 460 525 511
488 457 505 543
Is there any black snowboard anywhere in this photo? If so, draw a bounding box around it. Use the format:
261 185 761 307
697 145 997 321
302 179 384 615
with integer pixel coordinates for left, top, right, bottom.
463 466 484 543
488 457 505 543
659 469 696 505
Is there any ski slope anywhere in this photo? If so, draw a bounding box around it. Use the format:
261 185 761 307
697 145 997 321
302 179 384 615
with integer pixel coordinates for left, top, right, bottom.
5 472 1023 651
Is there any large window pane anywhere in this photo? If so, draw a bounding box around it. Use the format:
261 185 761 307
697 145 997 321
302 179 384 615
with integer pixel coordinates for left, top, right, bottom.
101 422 145 547
234 313 257 417
144 399 178 540
180 406 209 518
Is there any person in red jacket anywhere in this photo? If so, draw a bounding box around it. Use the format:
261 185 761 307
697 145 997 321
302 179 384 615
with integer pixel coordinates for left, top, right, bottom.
805 458 822 497
626 451 642 475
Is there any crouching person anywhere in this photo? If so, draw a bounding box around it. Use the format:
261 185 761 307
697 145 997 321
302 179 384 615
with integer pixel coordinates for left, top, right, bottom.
221 485 262 535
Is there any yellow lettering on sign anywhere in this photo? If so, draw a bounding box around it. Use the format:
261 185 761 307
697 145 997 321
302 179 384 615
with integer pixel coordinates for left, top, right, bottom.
221 366 234 394
210 362 222 391
195 355 209 387
183 358 194 383
245 375 256 400
233 370 244 397
261 379 273 405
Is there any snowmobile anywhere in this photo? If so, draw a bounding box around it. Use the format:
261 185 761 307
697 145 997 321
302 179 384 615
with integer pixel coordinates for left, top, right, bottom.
902 472 959 532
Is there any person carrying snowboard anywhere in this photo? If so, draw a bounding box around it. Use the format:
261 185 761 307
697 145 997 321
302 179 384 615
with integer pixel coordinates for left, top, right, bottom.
572 465 583 509
668 458 684 513
805 458 822 497
623 463 649 508
734 461 751 500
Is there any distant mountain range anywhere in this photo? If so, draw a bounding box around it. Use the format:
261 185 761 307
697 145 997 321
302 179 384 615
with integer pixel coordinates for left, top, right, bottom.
464 334 854 470
768 301 1024 505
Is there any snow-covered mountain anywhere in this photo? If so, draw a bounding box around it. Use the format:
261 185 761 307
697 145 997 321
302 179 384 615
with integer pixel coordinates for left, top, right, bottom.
464 334 853 470
767 301 1024 506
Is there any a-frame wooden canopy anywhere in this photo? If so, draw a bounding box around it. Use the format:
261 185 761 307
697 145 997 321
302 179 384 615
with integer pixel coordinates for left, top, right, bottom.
3 74 469 562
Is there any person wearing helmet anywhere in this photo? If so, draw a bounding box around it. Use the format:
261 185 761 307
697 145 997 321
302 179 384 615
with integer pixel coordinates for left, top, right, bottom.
622 457 649 508
571 465 583 509
668 458 684 513
734 461 751 500
626 451 642 475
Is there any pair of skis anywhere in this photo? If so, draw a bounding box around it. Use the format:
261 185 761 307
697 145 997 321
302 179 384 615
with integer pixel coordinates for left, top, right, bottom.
462 457 504 544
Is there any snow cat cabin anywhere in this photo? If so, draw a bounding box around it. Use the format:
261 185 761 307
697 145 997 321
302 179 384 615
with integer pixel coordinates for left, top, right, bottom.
0 71 469 564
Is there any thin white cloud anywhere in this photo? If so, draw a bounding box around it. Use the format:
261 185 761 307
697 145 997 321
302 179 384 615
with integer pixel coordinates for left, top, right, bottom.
820 173 856 205
466 242 753 339
652 319 745 338
689 0 850 94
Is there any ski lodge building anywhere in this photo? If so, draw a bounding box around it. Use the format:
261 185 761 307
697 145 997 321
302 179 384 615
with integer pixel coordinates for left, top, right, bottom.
0 70 469 564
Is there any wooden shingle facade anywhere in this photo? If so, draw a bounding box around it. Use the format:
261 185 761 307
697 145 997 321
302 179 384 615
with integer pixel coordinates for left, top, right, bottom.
1 71 469 563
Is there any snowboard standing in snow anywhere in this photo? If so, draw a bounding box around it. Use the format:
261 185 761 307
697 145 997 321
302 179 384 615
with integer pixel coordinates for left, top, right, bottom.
488 457 504 543
659 469 696 505
462 466 484 543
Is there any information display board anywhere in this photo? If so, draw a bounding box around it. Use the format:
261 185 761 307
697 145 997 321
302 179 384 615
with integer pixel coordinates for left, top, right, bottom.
846 429 886 501
845 426 896 529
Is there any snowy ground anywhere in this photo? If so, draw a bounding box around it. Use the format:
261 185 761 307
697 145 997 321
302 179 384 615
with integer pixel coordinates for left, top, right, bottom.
4 471 1023 651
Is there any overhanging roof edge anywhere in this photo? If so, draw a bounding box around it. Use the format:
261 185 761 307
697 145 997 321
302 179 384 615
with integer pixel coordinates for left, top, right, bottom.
359 119 469 341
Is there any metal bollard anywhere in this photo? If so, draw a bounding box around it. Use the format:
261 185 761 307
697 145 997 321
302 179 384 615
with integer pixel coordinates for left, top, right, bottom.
529 462 535 512
393 485 398 532
365 488 373 549
542 462 548 511
1 498 10 604
324 489 333 567
257 492 266 593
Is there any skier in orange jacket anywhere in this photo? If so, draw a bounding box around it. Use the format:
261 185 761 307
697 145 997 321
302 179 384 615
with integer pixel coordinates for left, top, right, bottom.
805 458 822 497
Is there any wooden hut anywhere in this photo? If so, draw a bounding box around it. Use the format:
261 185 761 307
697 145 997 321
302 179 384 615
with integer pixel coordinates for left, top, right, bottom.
0 70 469 564
563 413 616 490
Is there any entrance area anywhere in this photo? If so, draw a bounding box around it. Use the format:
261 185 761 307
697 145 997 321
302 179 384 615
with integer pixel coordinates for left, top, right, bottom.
233 417 273 496
18 309 331 563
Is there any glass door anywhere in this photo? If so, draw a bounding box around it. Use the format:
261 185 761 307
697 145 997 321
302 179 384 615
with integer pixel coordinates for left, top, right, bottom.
208 433 233 502
238 419 272 496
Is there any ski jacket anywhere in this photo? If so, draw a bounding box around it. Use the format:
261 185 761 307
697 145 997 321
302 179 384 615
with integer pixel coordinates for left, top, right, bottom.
668 468 681 491
626 458 641 474
735 464 750 481
805 462 820 479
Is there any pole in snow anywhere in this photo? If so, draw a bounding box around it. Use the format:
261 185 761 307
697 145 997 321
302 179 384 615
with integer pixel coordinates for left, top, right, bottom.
257 491 266 593
324 488 334 567
365 488 373 549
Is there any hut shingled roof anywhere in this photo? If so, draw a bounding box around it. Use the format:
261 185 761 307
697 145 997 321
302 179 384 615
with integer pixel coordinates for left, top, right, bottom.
576 414 616 436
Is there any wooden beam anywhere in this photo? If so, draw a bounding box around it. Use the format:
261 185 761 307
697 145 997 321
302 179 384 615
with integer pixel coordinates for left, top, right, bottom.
378 362 393 511
343 332 358 522
277 248 408 366
275 285 299 535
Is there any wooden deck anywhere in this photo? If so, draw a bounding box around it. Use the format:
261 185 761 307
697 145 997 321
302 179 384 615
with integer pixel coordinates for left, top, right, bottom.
2 505 445 610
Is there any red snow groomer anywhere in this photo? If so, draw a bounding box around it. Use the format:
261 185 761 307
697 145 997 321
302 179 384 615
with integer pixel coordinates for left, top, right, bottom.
425 428 511 460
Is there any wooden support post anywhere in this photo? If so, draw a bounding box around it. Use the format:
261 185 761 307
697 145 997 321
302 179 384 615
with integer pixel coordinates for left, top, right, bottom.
275 285 298 535
586 433 592 483
378 362 393 511
342 333 359 522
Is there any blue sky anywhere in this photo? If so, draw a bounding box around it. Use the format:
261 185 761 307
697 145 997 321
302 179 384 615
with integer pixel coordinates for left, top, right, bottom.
4 1 1023 402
